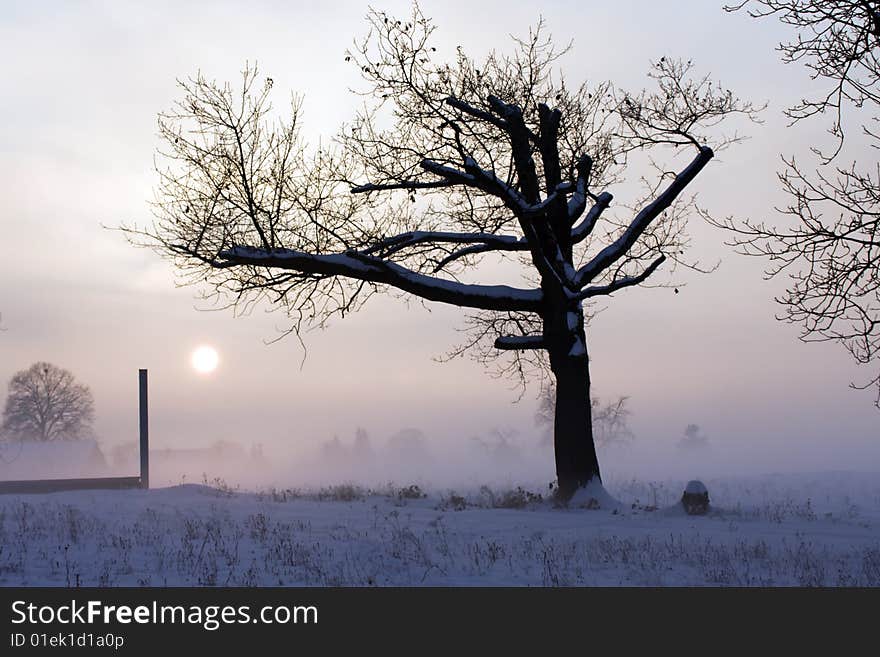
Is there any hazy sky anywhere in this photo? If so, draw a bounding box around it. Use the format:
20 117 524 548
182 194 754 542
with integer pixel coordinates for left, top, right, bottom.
1 0 877 479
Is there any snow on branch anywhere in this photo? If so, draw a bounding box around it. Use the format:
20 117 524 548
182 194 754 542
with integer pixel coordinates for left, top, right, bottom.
359 229 524 258
571 192 613 244
566 155 594 221
419 157 565 220
350 180 453 194
574 146 713 288
443 93 543 144
433 239 530 271
218 245 544 312
444 96 508 131
419 158 528 212
577 255 666 300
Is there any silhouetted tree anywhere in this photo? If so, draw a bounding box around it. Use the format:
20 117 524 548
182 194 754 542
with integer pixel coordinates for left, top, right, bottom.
472 427 522 462
353 427 373 459
1 362 95 441
125 7 756 498
386 428 429 462
715 1 880 405
677 423 709 450
319 435 347 465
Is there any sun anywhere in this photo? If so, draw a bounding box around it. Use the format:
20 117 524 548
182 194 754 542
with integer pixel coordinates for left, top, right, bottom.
191 345 220 374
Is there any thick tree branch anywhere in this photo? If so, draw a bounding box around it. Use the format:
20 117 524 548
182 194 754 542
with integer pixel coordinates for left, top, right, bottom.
486 95 541 145
577 255 667 300
566 154 593 223
420 158 532 213
217 245 543 312
433 239 530 271
444 96 508 131
360 229 524 258
571 191 613 244
351 180 453 193
575 146 713 287
494 335 547 350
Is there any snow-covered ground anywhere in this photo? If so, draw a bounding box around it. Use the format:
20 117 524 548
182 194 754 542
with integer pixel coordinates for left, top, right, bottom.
1 471 878 586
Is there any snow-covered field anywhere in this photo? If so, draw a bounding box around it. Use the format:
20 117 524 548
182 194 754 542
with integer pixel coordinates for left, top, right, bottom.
1 471 878 586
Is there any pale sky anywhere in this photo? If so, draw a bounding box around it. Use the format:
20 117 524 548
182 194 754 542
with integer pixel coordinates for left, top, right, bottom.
1 0 877 482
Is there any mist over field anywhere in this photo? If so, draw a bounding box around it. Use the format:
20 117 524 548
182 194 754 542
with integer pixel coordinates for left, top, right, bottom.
2 1 878 480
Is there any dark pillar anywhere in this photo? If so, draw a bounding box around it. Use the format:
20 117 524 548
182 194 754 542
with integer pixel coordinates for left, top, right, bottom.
139 369 149 490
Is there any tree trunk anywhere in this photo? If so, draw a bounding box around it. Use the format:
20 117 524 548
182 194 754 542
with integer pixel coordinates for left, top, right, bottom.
546 303 601 500
552 352 601 499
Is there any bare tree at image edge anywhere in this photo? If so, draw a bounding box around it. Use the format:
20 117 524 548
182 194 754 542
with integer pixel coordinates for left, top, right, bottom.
715 0 880 405
125 8 758 499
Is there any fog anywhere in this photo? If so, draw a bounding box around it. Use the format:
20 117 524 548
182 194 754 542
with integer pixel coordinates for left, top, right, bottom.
1 0 878 492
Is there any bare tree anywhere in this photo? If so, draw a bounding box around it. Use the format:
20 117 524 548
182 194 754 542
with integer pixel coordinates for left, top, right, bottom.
125 7 756 498
677 422 709 450
714 1 880 405
1 362 95 441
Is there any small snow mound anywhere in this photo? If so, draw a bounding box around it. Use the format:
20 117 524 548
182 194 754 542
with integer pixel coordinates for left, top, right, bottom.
681 479 710 515
685 480 708 495
567 479 623 511
171 483 217 492
154 483 230 498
